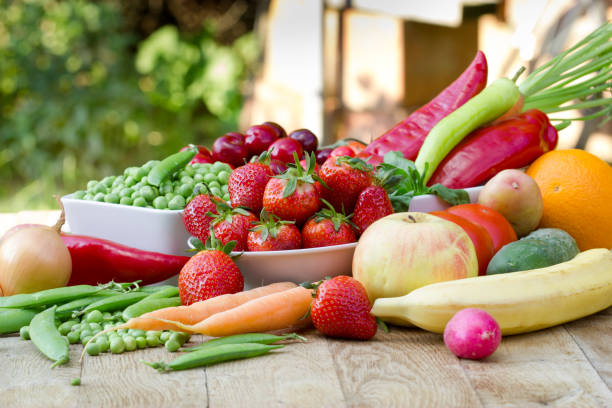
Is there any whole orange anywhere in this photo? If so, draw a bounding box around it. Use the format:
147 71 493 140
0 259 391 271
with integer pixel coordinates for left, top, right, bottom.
525 149 612 250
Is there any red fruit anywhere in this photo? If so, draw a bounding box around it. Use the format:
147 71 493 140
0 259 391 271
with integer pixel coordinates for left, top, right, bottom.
299 159 320 175
268 138 304 163
262 121 287 139
330 145 355 158
302 200 356 248
315 148 333 165
190 153 214 165
352 185 393 234
262 153 322 225
211 203 258 252
247 210 302 251
319 156 374 213
310 276 377 340
245 124 279 158
269 159 288 175
178 240 243 305
182 194 222 242
228 155 273 213
288 129 318 153
212 132 248 167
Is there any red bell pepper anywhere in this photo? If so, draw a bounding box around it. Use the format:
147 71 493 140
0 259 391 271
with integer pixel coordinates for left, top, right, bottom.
428 109 558 189
358 51 488 166
61 234 190 286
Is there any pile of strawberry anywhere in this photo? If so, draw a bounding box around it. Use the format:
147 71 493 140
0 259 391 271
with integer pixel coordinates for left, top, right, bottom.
182 150 394 252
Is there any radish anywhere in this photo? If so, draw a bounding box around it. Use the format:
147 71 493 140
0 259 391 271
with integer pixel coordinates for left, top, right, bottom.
443 308 501 360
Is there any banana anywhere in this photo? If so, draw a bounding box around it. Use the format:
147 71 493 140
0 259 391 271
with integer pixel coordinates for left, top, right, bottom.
371 248 612 335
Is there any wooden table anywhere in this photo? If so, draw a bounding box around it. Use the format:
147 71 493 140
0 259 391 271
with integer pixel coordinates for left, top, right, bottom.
1 211 611 407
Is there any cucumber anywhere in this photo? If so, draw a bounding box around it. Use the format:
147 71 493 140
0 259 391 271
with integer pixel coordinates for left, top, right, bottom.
486 228 579 275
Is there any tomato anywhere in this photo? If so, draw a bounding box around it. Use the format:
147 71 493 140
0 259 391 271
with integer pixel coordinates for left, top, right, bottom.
445 203 517 254
430 211 494 276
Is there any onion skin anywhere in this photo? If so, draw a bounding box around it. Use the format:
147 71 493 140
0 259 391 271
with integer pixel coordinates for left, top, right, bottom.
0 226 72 296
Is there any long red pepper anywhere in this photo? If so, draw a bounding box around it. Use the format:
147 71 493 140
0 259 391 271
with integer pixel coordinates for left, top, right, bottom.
61 234 190 286
428 109 558 189
358 51 488 166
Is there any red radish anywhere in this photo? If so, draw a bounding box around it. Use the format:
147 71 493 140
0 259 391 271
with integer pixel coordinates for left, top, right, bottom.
443 308 501 360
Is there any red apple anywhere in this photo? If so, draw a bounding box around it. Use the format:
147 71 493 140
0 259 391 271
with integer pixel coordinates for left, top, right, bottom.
352 212 478 302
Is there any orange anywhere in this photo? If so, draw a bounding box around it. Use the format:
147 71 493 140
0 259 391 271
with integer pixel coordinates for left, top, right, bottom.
525 149 612 251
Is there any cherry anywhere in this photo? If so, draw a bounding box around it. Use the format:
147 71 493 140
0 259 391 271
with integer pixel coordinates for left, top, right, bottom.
190 153 214 165
262 121 287 139
330 145 355 158
212 132 248 167
269 159 289 175
245 124 279 158
315 148 333 165
288 129 318 153
268 137 304 163
180 145 212 157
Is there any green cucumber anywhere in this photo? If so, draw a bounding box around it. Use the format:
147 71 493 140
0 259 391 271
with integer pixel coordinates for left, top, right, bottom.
486 228 579 275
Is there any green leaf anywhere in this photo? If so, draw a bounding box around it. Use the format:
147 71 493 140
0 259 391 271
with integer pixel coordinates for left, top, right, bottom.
427 184 470 206
283 178 298 198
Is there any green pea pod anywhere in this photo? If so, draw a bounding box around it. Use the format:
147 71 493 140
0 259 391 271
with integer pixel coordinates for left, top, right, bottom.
122 297 182 321
0 285 106 309
0 308 37 334
139 285 178 294
142 343 284 372
140 286 179 299
78 292 150 315
181 333 306 352
148 148 197 186
29 306 70 368
415 77 521 183
55 293 120 320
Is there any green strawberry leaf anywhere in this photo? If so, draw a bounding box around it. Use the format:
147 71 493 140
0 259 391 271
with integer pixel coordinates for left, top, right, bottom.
283 177 298 198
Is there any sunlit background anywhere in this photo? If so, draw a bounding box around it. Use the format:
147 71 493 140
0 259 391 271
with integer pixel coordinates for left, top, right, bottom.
1 0 610 211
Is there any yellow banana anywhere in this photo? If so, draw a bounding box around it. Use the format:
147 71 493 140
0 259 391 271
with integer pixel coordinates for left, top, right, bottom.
371 248 612 335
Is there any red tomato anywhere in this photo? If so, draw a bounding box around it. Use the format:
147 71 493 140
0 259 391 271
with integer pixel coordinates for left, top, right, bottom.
445 204 517 254
429 211 494 276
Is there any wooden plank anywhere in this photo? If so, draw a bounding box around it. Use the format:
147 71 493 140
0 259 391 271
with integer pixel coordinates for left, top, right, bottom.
0 335 82 408
460 327 612 407
77 338 208 408
206 329 346 408
327 327 483 407
564 311 612 389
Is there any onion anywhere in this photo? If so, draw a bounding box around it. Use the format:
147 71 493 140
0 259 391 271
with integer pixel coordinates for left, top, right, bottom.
0 206 72 296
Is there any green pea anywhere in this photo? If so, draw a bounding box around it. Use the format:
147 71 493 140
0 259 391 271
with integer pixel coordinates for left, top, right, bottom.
104 193 120 203
111 176 124 188
101 176 115 188
193 173 204 183
221 184 229 193
124 335 137 351
83 193 94 201
160 182 174 195
73 190 86 199
165 339 181 352
116 328 128 335
124 176 136 187
118 187 133 197
203 173 216 183
208 180 221 189
133 197 147 207
217 171 230 184
86 310 103 323
128 329 146 337
86 342 101 356
119 196 133 206
153 196 168 209
136 337 148 349
103 323 115 331
140 176 149 185
58 320 78 336
96 336 110 353
71 377 81 386
81 335 93 345
143 160 160 171
88 322 102 332
177 184 193 198
211 162 228 173
93 192 105 202
223 193 230 202
71 323 83 332
140 186 156 202
183 166 195 177
165 195 184 210
180 175 194 185
20 326 30 340
210 187 222 197
87 180 98 191
66 331 80 344
198 163 212 173
160 331 171 344
135 167 148 181
110 337 125 354
175 331 191 345
80 329 93 341
146 335 160 347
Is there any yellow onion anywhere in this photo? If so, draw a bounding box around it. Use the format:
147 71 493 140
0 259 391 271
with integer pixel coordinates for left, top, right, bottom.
0 210 72 295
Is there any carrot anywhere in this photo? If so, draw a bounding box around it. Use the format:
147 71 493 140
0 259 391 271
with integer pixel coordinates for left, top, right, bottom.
119 281 297 332
154 285 314 337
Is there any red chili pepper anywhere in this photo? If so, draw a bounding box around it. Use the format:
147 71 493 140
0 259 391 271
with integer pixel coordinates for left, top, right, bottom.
428 109 558 189
61 234 190 286
358 51 488 165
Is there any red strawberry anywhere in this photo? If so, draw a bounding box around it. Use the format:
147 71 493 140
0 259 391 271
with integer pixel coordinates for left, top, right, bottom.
302 199 356 248
178 236 243 305
310 276 377 340
228 152 273 213
211 202 258 251
247 210 302 251
352 185 393 234
262 152 322 225
319 156 373 213
182 192 223 242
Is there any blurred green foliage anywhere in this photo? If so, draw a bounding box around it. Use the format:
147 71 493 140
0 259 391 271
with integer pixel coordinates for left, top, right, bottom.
0 0 259 211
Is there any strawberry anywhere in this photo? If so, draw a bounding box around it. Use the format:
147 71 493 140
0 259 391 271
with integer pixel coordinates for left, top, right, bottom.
247 210 302 251
182 192 223 242
352 185 393 234
310 276 377 340
262 152 323 225
228 152 273 213
210 201 258 251
319 156 373 213
178 235 243 305
301 199 356 248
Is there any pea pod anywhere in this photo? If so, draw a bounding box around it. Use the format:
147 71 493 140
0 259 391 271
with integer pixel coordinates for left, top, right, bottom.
29 306 70 367
181 333 306 352
142 343 284 372
122 297 182 321
148 148 197 187
0 308 38 334
139 285 178 294
55 291 123 320
0 285 107 309
77 292 150 316
139 286 179 299
415 77 521 183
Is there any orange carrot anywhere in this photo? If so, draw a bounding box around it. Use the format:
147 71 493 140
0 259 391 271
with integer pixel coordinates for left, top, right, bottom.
155 285 314 337
120 281 297 332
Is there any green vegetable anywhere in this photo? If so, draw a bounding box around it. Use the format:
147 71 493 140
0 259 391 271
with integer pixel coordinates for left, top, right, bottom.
77 292 150 316
122 297 181 321
0 308 37 334
29 306 69 367
20 325 30 340
181 333 306 352
148 148 197 186
0 284 110 309
71 378 81 386
143 343 284 372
